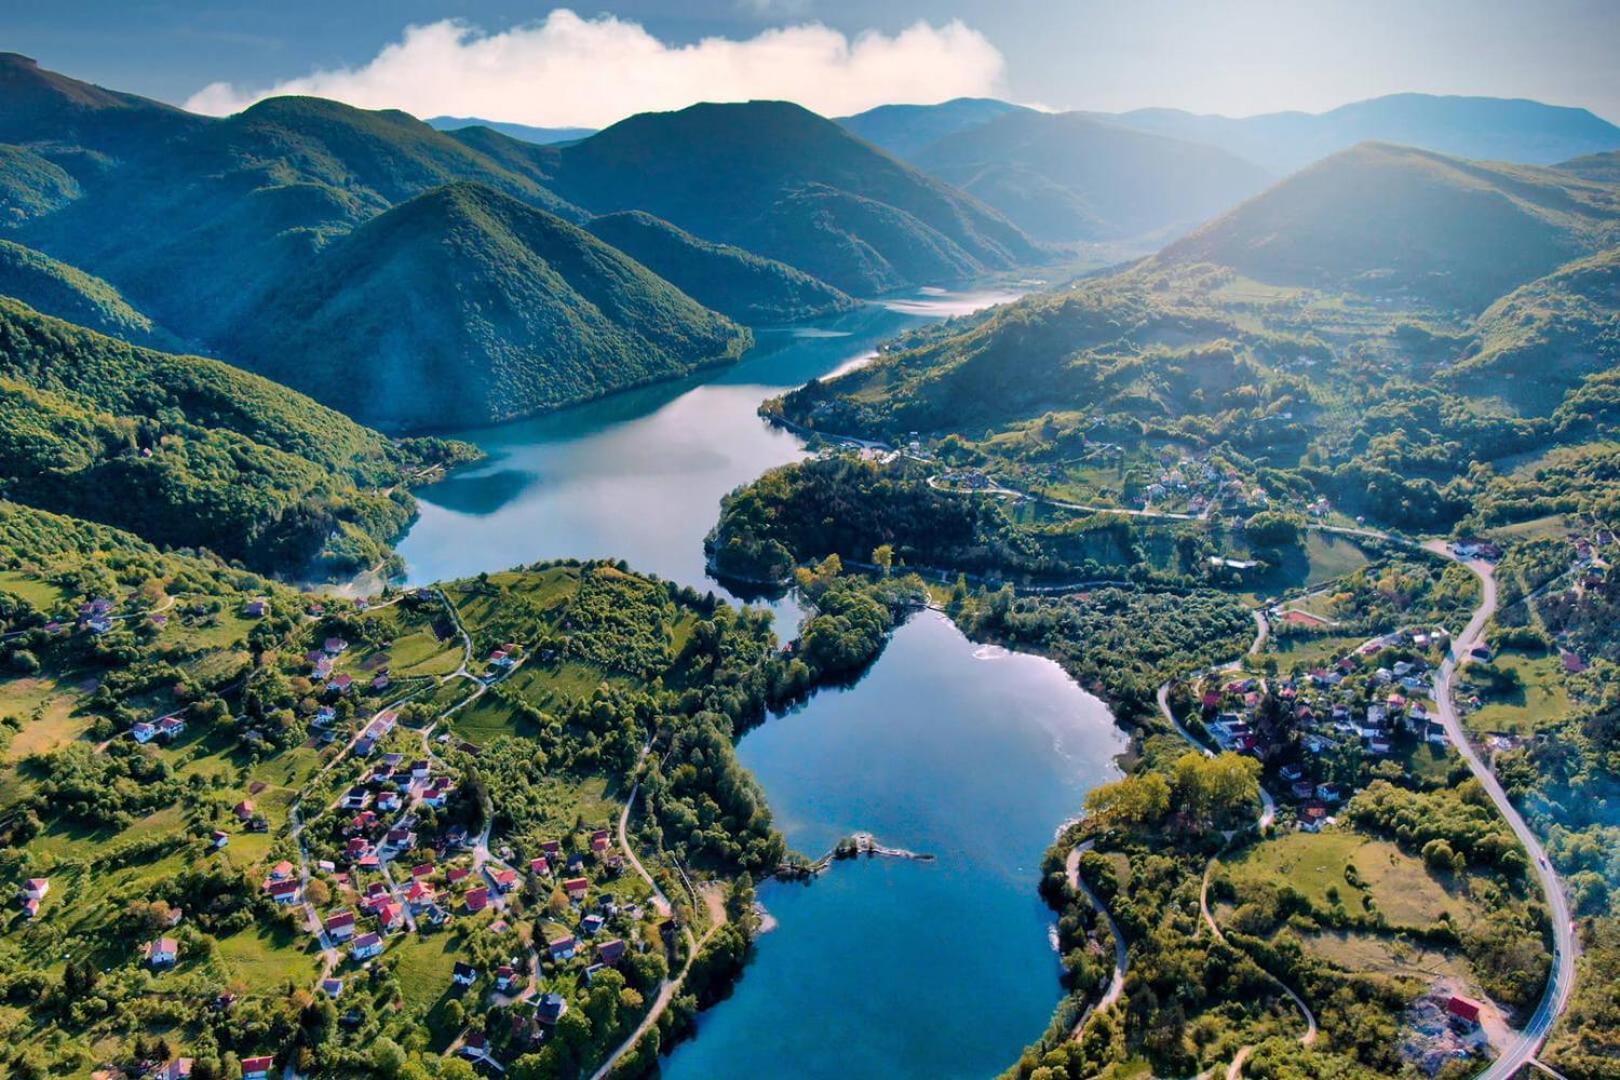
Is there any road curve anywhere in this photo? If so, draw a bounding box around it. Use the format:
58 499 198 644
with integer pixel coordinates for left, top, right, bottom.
1429 553 1577 1080
1065 841 1127 1038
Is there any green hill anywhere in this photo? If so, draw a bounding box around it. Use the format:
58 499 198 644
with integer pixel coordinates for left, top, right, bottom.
1557 149 1620 185
836 98 1033 158
911 110 1274 243
0 297 468 575
0 51 206 159
228 182 752 431
0 239 173 347
586 210 856 324
1161 142 1620 311
24 94 585 342
1448 246 1620 413
0 144 81 225
528 100 1043 295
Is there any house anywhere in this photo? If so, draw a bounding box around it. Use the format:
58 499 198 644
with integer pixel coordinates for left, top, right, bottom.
464 887 489 914
341 787 371 811
20 897 39 918
376 791 402 812
1561 651 1589 674
459 1032 489 1062
537 992 568 1025
1279 764 1304 783
23 878 49 900
345 837 371 860
234 799 256 822
324 637 349 655
408 759 430 781
241 1056 275 1080
446 866 471 885
495 964 517 991
157 1058 193 1080
597 938 626 965
540 840 562 858
590 829 611 854
406 881 436 908
385 826 415 850
563 877 589 903
1290 780 1315 800
376 901 404 931
1299 804 1329 832
583 962 607 984
411 861 434 879
266 880 300 905
331 674 354 694
488 867 518 893
131 721 158 744
244 599 268 618
529 856 550 877
321 977 344 998
422 780 453 808
452 961 478 987
363 882 391 908
1446 995 1482 1029
145 937 179 969
157 715 186 740
548 935 578 961
212 830 230 849
325 910 357 942
350 932 384 960
269 860 294 881
313 706 337 727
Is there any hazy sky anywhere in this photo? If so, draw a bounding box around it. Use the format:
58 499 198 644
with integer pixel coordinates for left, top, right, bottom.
7 0 1619 124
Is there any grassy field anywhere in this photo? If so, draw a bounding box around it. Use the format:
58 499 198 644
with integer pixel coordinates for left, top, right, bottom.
452 661 614 743
1222 829 1479 931
0 569 67 608
1302 929 1474 983
1268 632 1369 672
1460 647 1573 737
216 921 321 992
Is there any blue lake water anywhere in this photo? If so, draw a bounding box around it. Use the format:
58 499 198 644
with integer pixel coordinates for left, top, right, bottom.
393 287 1125 1077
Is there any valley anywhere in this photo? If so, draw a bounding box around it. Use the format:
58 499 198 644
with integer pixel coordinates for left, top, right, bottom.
1 33 1619 1080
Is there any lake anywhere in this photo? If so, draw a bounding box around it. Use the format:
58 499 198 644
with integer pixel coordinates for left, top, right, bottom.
394 287 1126 1077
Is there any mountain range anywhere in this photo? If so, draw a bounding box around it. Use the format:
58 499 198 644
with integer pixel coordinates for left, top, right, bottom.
483 100 1044 295
837 92 1620 246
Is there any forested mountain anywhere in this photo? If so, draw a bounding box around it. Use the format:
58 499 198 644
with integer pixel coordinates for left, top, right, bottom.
0 144 81 225
426 115 596 145
836 97 1033 158
0 51 205 158
1104 93 1620 173
911 109 1273 242
586 210 856 324
1448 246 1620 412
0 298 470 575
517 100 1043 295
229 183 751 431
20 93 585 343
1161 142 1620 310
0 239 174 347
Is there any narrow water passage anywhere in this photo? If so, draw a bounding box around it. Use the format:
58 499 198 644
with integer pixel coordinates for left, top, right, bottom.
392 287 1123 1076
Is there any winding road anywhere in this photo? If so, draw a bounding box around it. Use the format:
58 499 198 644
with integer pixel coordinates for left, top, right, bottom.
1428 552 1577 1080
1065 841 1127 1038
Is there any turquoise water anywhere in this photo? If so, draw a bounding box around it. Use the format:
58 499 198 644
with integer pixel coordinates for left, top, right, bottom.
394 288 1125 1076
664 613 1124 1079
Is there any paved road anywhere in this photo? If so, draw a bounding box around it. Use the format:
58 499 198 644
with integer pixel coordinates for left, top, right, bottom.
1429 553 1577 1080
1065 841 1127 1038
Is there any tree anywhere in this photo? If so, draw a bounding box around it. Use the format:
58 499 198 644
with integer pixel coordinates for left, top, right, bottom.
1084 773 1171 828
871 544 894 575
369 1037 406 1076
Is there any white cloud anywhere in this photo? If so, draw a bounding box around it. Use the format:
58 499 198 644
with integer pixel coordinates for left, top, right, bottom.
185 10 1005 127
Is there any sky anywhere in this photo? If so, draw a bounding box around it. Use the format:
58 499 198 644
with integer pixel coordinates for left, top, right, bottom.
6 0 1619 125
